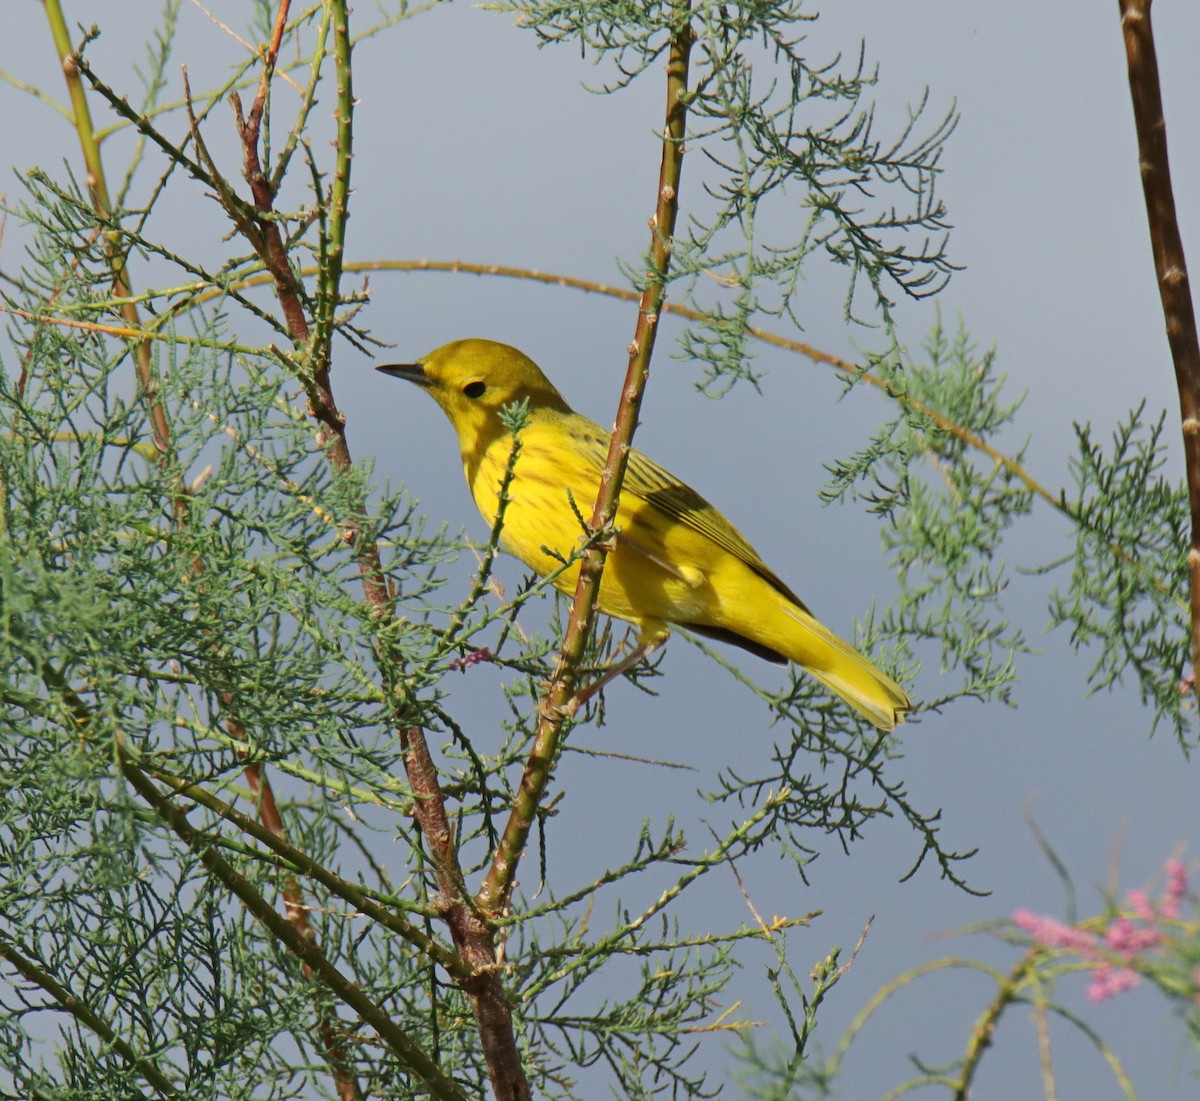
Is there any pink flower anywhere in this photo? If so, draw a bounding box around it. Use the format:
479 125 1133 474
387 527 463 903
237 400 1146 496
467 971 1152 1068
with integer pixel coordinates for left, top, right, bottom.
1013 909 1097 955
1161 858 1188 920
1125 889 1156 923
1104 917 1159 958
1016 854 1191 1006
450 646 493 672
1086 963 1140 1003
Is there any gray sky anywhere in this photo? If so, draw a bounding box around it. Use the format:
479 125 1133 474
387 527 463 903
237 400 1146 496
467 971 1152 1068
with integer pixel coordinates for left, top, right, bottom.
4 1 1198 1096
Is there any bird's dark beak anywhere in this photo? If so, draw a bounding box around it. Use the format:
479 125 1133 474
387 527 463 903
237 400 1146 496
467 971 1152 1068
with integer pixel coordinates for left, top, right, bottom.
375 362 430 387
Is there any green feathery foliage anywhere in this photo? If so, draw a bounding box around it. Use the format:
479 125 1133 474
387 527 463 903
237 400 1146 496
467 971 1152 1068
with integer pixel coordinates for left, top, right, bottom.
0 1 1194 1098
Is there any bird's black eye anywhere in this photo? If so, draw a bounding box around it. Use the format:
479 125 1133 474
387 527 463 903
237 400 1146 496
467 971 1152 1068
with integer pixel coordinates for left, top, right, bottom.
462 380 486 399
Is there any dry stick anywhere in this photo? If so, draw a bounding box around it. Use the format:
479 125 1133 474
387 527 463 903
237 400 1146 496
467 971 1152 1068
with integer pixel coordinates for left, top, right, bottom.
218 4 531 1097
1119 0 1200 704
477 10 695 918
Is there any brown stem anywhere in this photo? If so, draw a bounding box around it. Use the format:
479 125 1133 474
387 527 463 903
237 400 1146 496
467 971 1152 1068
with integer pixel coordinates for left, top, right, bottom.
227 88 311 344
249 0 292 140
219 10 358 1097
1119 0 1200 702
402 729 530 1101
223 6 528 1095
237 714 363 1101
477 7 694 918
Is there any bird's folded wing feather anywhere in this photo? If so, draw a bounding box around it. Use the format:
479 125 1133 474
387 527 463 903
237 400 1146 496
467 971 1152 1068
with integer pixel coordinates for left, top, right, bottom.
573 425 810 612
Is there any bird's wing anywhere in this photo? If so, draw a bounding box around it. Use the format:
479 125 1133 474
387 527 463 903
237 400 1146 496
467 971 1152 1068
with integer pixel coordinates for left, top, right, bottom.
571 421 810 612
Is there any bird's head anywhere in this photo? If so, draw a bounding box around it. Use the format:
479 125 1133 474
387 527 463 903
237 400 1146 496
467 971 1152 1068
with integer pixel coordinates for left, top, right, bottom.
377 339 571 449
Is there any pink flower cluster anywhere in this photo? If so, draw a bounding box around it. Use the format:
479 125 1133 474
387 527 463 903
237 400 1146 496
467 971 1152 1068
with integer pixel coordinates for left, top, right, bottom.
1013 857 1189 1003
450 646 493 672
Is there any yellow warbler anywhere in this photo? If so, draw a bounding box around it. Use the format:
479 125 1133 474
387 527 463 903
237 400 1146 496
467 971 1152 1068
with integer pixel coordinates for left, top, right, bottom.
377 339 910 730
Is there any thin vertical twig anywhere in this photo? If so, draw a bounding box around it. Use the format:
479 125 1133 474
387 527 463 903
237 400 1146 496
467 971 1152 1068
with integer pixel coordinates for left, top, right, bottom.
1118 0 1200 702
216 3 531 1094
216 11 366 1096
477 4 695 918
43 0 173 462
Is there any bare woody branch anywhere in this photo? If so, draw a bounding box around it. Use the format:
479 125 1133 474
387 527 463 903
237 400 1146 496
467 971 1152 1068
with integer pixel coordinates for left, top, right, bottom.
1118 0 1200 701
477 4 695 918
205 3 531 1095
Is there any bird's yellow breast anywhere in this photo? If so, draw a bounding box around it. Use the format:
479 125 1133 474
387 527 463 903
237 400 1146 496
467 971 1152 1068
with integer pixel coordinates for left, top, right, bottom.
465 413 724 630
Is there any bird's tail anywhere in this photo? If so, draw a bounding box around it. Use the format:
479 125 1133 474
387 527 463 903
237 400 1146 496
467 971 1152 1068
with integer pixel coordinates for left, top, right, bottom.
773 600 911 731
